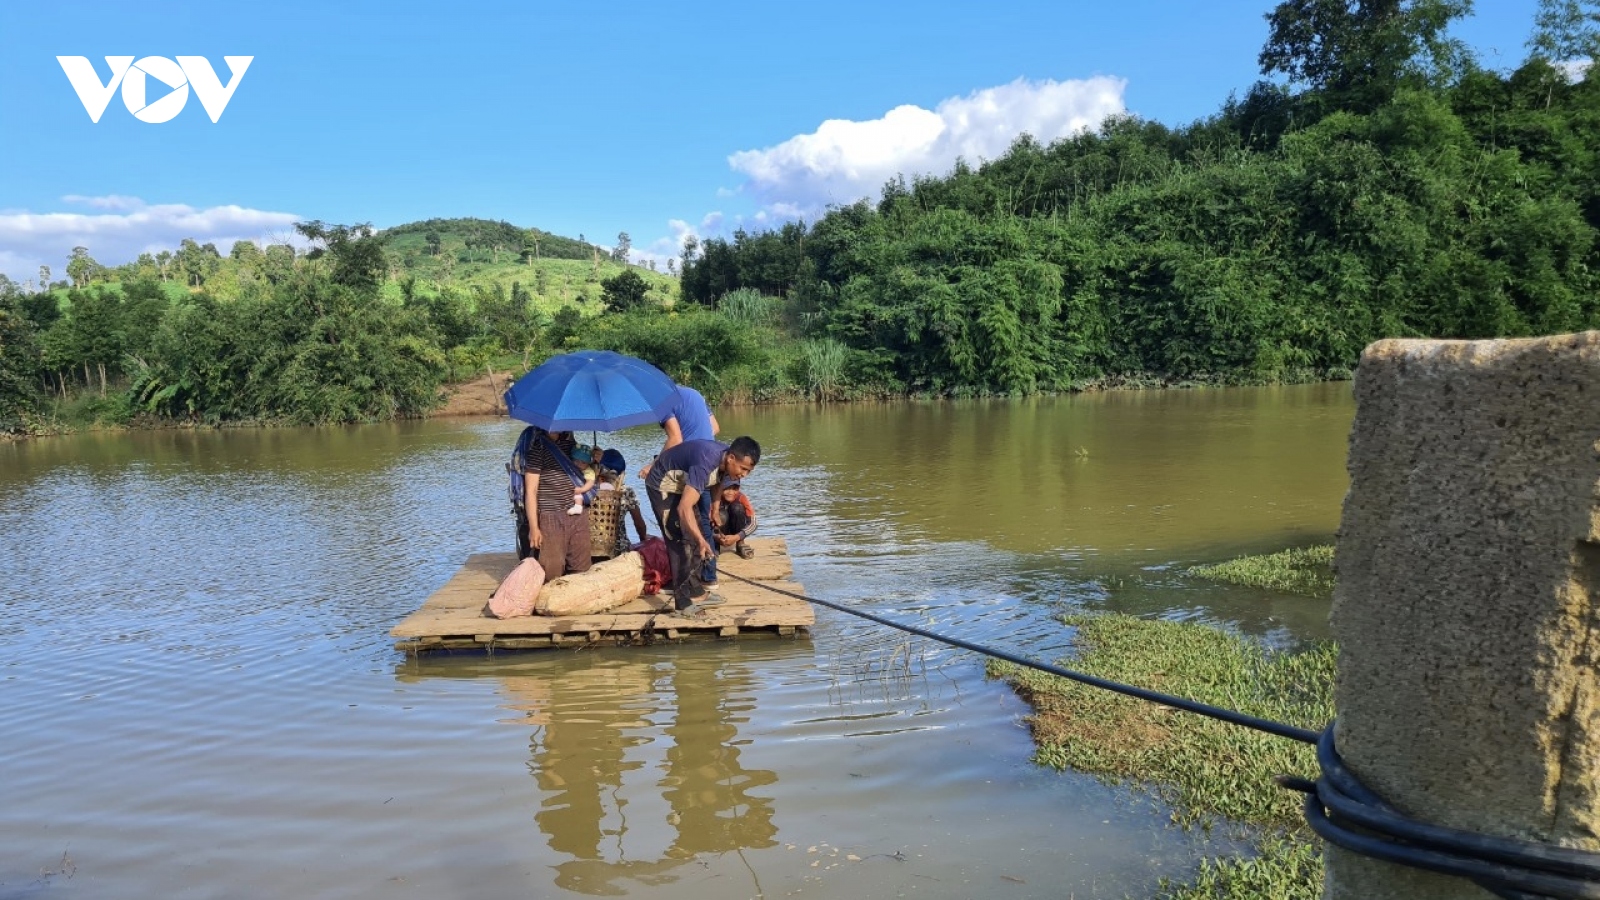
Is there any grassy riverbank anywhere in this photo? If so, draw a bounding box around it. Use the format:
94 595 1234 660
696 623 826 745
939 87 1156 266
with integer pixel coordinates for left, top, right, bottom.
1188 546 1336 598
990 614 1336 898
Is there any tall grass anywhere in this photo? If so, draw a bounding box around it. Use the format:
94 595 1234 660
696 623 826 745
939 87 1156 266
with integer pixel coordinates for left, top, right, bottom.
800 338 846 400
717 288 779 327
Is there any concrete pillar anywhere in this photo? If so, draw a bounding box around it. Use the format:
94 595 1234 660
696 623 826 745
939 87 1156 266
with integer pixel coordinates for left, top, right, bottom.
1327 332 1600 899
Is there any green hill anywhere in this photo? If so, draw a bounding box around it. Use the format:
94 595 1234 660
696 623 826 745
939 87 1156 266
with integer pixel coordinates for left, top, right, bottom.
376 216 677 313
380 216 596 263
26 216 680 352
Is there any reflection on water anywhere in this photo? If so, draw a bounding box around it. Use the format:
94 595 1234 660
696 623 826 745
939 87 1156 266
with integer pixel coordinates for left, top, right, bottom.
482 657 779 894
0 385 1353 898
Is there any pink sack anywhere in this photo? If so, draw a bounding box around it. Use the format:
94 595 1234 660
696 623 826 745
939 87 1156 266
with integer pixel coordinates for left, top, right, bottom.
485 556 546 619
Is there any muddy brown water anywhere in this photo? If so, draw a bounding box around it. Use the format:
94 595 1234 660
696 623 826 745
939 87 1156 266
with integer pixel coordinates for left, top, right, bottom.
0 383 1352 899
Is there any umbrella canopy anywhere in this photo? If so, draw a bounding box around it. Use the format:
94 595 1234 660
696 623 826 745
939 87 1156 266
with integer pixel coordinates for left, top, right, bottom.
503 350 677 432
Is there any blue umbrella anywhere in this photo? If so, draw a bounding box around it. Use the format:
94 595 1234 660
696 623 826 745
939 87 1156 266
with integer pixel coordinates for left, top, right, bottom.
503 350 678 432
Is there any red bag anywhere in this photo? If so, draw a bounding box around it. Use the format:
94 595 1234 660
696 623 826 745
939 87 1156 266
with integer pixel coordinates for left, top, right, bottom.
632 536 671 596
485 557 546 618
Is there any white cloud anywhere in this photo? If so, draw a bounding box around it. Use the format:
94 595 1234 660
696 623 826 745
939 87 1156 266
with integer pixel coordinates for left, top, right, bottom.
631 214 722 272
1558 58 1592 82
61 194 146 211
727 76 1127 219
0 195 303 283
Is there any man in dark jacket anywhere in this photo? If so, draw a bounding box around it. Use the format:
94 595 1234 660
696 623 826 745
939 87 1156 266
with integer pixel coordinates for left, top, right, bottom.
644 435 761 616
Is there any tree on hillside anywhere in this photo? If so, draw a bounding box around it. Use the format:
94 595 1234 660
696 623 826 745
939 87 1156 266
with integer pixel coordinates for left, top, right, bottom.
547 306 582 348
679 234 741 306
1260 0 1472 111
154 251 172 282
262 244 295 284
612 232 632 263
424 230 442 256
295 221 387 292
230 240 262 264
55 287 126 396
120 278 169 359
476 283 538 362
67 246 100 287
176 239 220 287
20 284 60 332
601 269 651 312
1529 0 1600 63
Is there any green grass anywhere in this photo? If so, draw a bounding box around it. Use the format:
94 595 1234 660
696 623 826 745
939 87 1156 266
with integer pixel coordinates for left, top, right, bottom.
1188 546 1335 598
1166 834 1325 900
989 613 1336 898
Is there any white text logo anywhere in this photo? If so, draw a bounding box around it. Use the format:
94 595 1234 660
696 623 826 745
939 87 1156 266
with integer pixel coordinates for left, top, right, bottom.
57 56 253 123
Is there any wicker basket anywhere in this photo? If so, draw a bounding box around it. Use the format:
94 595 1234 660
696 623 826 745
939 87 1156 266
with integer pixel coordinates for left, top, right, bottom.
588 490 624 559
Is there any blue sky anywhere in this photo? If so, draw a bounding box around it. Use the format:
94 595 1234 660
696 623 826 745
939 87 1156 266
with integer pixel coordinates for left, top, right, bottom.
0 0 1546 282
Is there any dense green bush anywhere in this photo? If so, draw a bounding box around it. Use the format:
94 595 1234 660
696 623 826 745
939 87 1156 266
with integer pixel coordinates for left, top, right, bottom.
0 290 42 433
578 306 764 386
680 18 1600 395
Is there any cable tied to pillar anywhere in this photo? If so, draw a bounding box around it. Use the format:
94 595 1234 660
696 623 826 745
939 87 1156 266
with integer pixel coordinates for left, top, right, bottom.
720 571 1600 899
1281 730 1600 900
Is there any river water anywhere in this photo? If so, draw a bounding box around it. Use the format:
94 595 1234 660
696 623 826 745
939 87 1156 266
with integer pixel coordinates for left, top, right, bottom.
0 383 1352 899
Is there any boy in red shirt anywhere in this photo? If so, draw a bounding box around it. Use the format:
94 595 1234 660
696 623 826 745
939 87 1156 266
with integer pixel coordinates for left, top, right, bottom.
710 481 757 559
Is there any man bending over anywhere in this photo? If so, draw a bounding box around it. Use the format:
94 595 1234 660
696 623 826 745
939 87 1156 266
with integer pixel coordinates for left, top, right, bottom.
644 436 761 617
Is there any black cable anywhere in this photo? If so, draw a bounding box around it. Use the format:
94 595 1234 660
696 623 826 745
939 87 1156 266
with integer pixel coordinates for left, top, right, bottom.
719 570 1320 743
724 570 1600 898
1281 729 1600 900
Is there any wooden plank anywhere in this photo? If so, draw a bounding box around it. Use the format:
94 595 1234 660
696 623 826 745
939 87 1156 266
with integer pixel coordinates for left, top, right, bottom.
496 637 553 649
396 624 810 654
391 596 813 639
715 537 793 581
391 538 812 649
393 580 812 637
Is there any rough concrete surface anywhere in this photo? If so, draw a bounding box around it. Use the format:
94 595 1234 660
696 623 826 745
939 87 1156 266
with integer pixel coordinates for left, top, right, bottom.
1327 332 1600 899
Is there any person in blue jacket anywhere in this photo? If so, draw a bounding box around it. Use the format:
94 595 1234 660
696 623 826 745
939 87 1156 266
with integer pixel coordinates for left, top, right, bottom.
641 383 723 584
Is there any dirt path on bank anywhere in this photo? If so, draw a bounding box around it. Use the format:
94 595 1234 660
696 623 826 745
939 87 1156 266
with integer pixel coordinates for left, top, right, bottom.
435 370 512 417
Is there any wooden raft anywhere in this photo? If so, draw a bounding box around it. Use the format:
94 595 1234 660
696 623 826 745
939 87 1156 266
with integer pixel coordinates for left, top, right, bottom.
392 537 811 653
